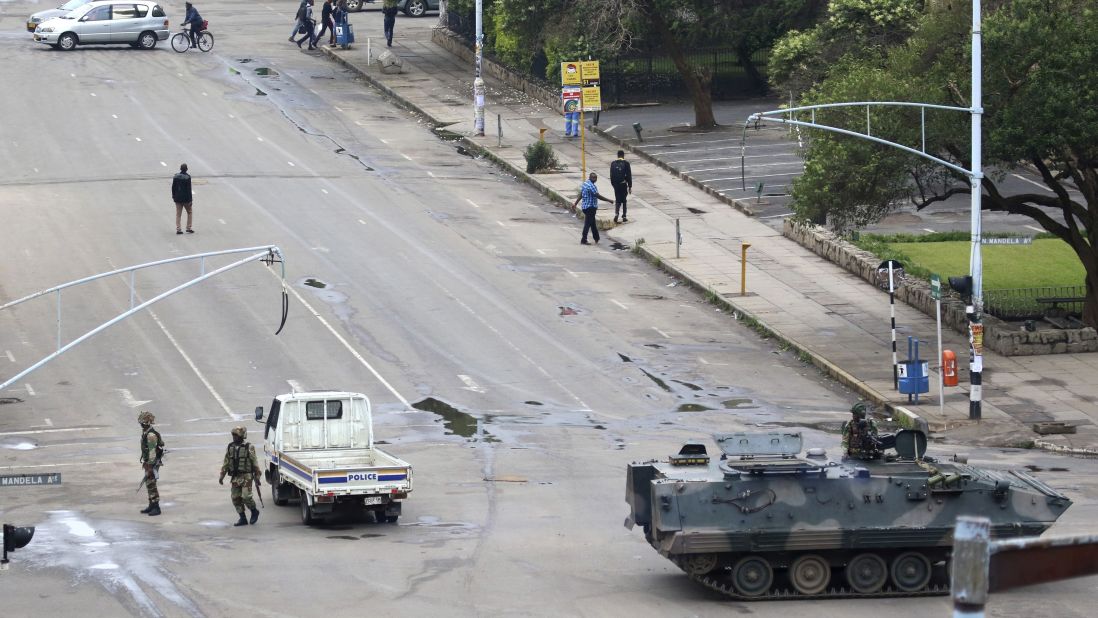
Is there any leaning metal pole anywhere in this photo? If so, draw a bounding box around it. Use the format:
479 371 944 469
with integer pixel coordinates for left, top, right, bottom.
472 0 485 136
967 1 984 421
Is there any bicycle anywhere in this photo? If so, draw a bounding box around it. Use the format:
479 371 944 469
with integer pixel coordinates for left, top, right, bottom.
171 21 214 53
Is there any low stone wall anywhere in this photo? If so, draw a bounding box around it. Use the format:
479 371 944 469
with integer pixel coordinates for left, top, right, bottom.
784 220 1098 356
431 29 564 115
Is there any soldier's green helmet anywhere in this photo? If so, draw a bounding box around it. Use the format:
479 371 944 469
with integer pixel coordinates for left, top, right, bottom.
851 402 868 418
138 411 155 425
231 426 247 439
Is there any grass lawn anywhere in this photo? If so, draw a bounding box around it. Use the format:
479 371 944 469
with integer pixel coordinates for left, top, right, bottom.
883 239 1085 290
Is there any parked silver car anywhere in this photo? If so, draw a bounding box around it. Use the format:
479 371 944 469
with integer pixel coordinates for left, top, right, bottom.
33 1 169 50
27 0 97 33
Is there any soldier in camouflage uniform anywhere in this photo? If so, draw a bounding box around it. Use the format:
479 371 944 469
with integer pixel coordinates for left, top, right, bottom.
219 426 261 526
840 402 880 460
138 411 164 516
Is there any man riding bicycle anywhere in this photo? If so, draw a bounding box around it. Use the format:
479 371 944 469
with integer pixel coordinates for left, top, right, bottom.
183 2 204 47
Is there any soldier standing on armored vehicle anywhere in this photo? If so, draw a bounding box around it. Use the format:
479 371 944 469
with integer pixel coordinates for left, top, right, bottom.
841 402 896 459
138 411 164 516
219 426 262 526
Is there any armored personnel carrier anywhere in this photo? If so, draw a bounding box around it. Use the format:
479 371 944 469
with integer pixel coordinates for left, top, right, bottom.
624 430 1071 600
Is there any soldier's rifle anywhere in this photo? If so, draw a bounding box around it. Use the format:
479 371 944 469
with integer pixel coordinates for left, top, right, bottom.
254 473 264 508
135 457 163 494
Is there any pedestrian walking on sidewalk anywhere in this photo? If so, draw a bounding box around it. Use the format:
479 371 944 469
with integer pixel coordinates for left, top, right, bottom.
609 150 632 222
572 172 612 245
294 0 317 49
315 0 334 47
382 0 398 47
289 0 307 41
171 163 194 235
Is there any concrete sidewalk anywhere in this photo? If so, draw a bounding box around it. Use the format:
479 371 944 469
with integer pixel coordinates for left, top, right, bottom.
319 26 1098 454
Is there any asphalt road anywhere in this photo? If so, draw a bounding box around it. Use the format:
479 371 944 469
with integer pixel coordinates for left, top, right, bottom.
1 2 1096 616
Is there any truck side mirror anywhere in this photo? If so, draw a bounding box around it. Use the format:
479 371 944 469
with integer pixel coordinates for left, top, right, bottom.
254 406 264 422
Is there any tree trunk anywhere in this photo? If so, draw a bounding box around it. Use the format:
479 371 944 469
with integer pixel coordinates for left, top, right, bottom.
647 6 717 128
1083 256 1098 329
736 46 766 94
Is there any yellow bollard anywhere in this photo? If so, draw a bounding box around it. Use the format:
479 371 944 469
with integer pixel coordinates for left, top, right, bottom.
741 243 751 296
539 128 547 141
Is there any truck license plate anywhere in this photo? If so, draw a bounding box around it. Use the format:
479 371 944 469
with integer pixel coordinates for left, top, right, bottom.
363 496 383 505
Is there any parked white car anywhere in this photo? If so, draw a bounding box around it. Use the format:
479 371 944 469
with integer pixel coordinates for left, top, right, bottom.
27 0 97 33
33 1 169 50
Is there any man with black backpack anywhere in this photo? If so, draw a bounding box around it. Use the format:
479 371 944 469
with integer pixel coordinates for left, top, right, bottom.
609 150 633 223
289 0 308 41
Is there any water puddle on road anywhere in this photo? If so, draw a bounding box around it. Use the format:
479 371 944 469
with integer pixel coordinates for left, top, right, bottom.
639 368 671 392
412 397 497 442
303 278 327 288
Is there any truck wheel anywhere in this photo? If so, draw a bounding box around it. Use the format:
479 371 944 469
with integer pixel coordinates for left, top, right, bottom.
385 515 399 523
272 480 289 506
300 490 316 525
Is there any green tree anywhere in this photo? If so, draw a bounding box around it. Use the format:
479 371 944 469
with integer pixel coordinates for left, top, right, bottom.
788 0 1098 326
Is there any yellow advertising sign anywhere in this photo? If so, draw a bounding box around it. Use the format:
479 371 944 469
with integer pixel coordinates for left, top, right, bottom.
580 60 600 84
581 86 602 112
561 62 582 86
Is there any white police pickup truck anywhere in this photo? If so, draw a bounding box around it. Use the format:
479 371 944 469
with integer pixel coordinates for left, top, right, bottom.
255 391 412 525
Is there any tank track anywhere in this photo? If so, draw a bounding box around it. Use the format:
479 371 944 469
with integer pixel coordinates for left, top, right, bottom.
688 571 949 601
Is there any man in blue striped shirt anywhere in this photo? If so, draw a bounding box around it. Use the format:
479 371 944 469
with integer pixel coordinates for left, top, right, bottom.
571 172 612 244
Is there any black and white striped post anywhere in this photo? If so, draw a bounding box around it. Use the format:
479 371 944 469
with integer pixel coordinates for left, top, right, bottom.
879 260 903 389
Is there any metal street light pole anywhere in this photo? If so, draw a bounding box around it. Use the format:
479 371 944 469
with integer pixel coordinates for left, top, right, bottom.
967 1 984 421
473 0 485 136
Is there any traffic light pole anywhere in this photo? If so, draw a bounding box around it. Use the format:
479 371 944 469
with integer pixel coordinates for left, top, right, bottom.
744 3 986 421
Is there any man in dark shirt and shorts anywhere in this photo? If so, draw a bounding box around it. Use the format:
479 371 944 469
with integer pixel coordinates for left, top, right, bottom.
609 150 632 223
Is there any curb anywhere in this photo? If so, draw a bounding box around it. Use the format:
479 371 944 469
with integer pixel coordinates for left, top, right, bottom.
1034 440 1098 458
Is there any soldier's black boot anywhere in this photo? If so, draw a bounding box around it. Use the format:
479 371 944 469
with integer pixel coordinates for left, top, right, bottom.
234 511 248 526
140 501 153 514
146 502 161 516
249 507 260 525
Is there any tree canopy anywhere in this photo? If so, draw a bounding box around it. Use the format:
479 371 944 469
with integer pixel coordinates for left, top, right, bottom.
779 0 1098 325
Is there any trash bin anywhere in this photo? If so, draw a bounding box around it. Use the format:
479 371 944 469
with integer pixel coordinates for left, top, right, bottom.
336 18 354 49
898 336 930 403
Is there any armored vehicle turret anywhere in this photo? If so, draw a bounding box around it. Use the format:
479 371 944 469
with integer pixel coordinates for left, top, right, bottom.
625 430 1071 600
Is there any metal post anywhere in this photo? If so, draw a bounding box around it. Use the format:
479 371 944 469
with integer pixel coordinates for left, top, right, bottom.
952 516 990 618
675 219 681 259
968 1 984 421
580 109 586 178
497 113 502 148
55 289 61 352
367 38 371 65
129 270 136 309
936 293 944 417
473 0 485 136
889 261 898 390
740 243 751 296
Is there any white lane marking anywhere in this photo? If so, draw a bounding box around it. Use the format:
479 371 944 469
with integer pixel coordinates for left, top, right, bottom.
0 427 99 437
321 189 329 194
496 220 506 227
427 171 435 177
923 228 936 233
379 138 389 144
401 153 413 161
286 379 304 392
1025 225 1044 233
698 357 709 365
611 299 628 310
135 137 142 142
355 120 366 126
25 383 35 396
112 114 118 119
277 274 412 409
202 92 208 97
1012 173 1051 190
288 161 296 167
177 73 183 77
116 388 152 408
218 218 226 225
145 306 234 418
33 168 38 173
228 114 235 119
257 137 264 142
334 106 343 112
564 269 579 278
652 327 670 339
604 125 619 132
44 418 53 427
358 219 367 225
90 93 96 97
1 461 112 470
309 89 318 96
466 199 480 209
160 161 167 167
458 375 486 393
71 73 75 78
5 350 13 362
535 249 546 255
